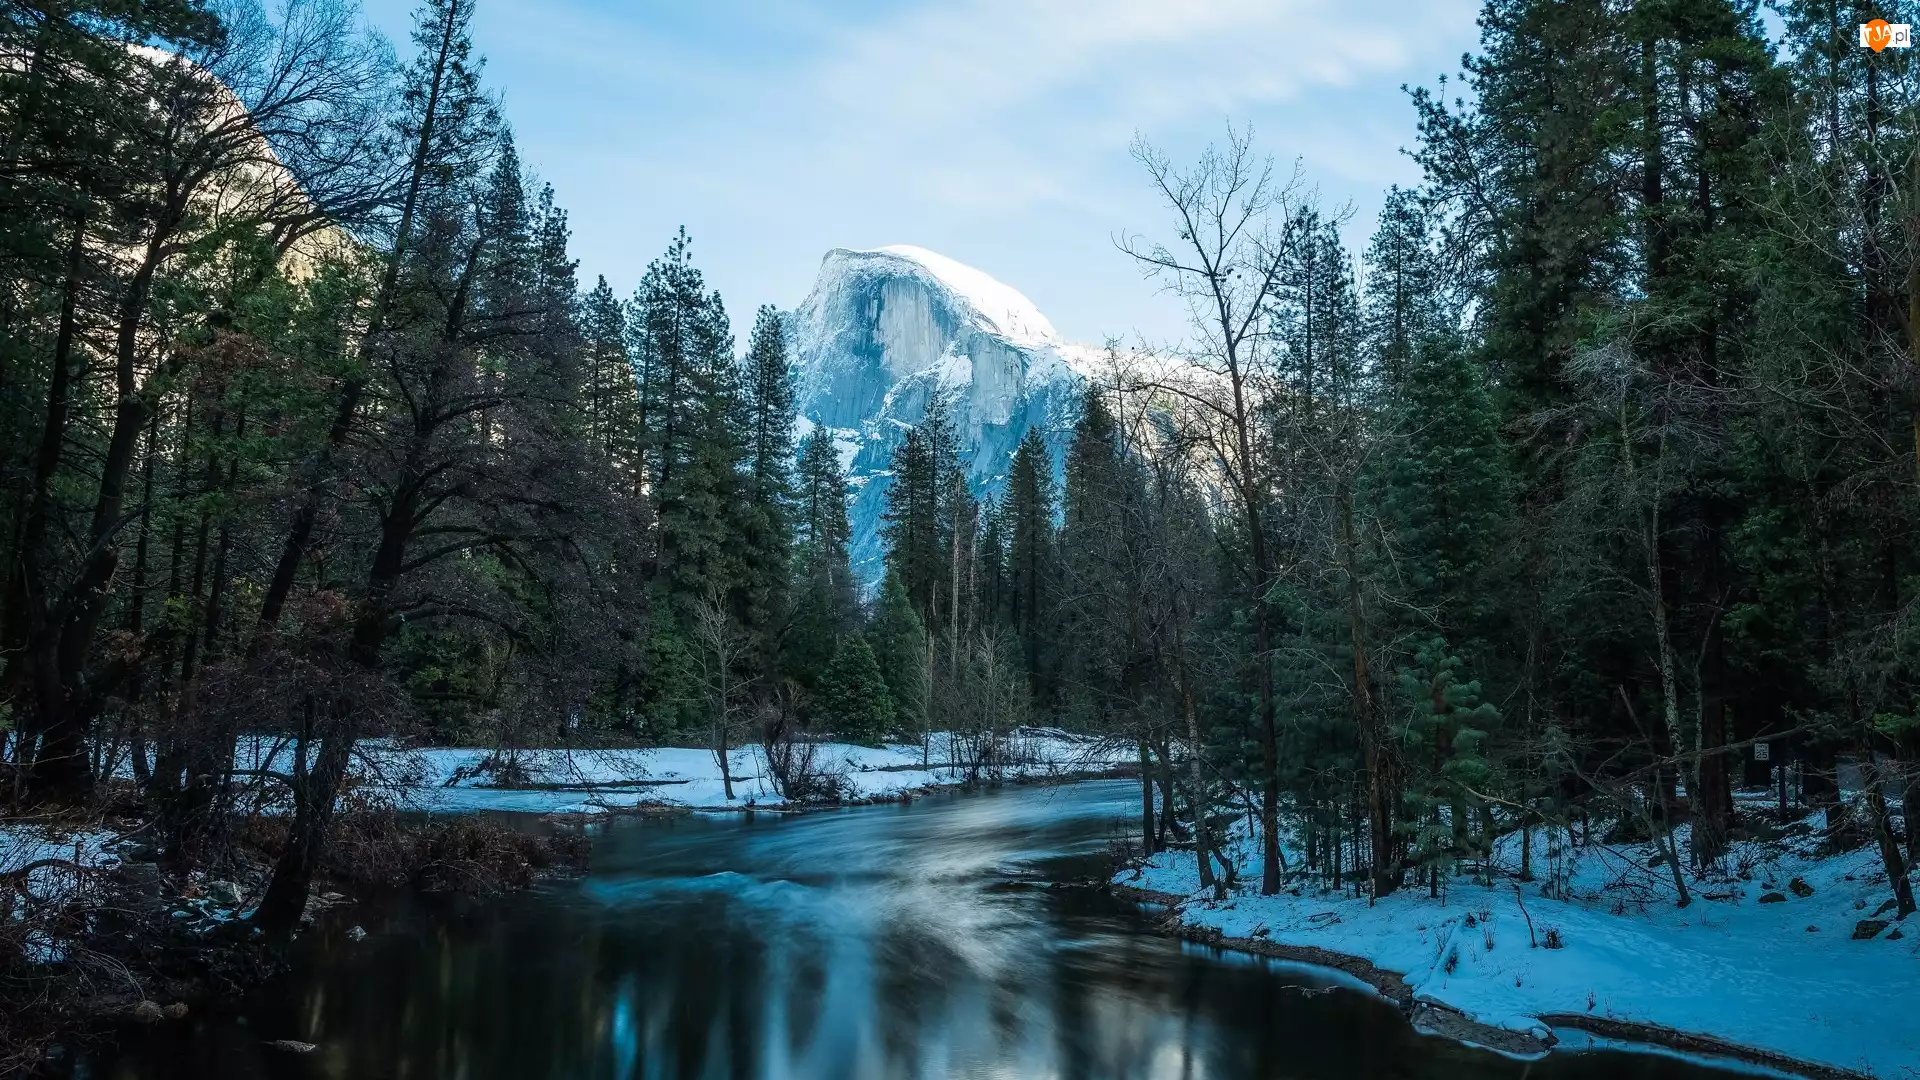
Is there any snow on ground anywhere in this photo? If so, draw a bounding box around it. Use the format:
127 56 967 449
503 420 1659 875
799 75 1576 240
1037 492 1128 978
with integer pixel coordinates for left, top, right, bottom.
1123 810 1920 1078
294 728 1130 815
1 822 122 961
0 823 119 896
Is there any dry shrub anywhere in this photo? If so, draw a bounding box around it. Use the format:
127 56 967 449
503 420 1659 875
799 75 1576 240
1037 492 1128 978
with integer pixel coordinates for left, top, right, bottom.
409 819 588 893
0 854 139 1073
230 792 589 898
317 805 587 895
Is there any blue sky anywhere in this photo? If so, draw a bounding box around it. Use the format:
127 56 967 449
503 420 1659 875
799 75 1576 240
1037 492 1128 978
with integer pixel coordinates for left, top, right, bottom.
357 0 1484 346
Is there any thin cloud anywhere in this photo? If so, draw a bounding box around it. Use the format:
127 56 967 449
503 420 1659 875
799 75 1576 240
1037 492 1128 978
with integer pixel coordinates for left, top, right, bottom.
363 0 1481 342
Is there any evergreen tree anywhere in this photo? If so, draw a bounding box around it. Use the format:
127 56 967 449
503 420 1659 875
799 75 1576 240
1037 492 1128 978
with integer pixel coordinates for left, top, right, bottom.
740 305 796 673
629 230 745 615
1005 426 1058 705
1397 638 1501 890
882 392 963 631
867 571 927 733
974 497 1010 629
1372 333 1511 643
1361 186 1447 393
1057 390 1132 727
580 275 642 488
813 634 895 745
1410 0 1629 417
787 428 856 689
625 232 751 734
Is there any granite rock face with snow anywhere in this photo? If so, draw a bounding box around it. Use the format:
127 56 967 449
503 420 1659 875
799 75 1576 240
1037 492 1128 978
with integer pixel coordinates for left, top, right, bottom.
790 246 1107 585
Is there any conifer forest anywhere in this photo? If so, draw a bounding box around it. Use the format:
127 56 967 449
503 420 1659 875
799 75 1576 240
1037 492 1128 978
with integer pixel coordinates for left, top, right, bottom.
2 0 1918 1077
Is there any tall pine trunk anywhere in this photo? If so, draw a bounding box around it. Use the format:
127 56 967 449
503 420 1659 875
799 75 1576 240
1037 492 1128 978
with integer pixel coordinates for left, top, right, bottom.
1339 490 1398 897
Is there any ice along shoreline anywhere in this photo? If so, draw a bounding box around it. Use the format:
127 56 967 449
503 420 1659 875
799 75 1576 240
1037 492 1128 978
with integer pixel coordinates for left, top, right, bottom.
1111 811 1915 1080
1111 881 1872 1080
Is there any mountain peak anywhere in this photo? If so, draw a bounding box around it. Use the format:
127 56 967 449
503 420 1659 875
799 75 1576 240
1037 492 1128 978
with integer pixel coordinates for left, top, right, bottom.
857 246 1062 350
792 246 1091 584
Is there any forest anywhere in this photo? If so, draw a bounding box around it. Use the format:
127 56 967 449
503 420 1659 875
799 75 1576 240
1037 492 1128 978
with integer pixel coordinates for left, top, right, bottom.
837 0 1920 925
2 0 1919 1047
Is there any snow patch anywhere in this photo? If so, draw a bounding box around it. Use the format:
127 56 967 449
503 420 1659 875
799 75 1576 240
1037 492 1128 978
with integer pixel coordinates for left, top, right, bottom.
1122 812 1920 1078
867 245 1062 350
202 730 1127 817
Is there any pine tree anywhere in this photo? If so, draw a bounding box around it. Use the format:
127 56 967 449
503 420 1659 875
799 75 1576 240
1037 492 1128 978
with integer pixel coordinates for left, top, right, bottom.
1361 186 1447 393
1373 333 1511 642
1057 389 1142 729
629 230 745 615
580 276 641 487
1410 0 1629 417
1397 638 1501 891
867 571 927 733
1005 425 1058 705
974 498 1010 629
813 634 895 745
883 393 964 631
787 429 856 689
740 305 796 673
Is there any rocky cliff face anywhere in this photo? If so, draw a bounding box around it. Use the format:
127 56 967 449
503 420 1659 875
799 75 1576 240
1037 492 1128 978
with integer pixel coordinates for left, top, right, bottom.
789 246 1102 586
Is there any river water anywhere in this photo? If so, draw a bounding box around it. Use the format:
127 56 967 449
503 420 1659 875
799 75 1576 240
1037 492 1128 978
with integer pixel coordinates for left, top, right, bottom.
76 779 1748 1079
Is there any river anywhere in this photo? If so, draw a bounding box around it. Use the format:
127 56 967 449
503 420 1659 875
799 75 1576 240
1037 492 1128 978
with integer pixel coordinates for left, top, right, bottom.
74 779 1750 1079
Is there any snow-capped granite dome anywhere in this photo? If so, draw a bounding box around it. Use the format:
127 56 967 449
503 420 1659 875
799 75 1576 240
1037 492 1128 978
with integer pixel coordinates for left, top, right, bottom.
791 246 1104 586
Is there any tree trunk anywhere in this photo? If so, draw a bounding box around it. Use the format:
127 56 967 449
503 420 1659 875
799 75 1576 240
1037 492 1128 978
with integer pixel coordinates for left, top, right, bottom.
28 236 170 804
1177 650 1220 898
1339 491 1398 897
1155 734 1180 845
1138 740 1156 857
256 411 429 938
718 724 735 801
1519 806 1534 882
253 706 355 942
1655 787 1692 908
1901 767 1919 870
1861 752 1917 918
255 0 463 642
7 213 89 804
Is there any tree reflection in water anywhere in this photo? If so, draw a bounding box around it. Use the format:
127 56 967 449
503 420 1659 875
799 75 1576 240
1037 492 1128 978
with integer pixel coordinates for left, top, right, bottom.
77 781 1748 1080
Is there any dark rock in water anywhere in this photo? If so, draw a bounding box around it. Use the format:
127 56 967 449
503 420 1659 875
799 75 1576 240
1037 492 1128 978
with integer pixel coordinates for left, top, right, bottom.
1852 920 1888 940
1757 892 1787 904
1888 928 1905 940
1787 877 1815 898
1873 898 1899 917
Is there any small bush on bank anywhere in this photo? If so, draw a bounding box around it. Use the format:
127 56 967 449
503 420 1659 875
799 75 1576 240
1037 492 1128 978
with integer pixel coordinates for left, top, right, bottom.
310 803 589 894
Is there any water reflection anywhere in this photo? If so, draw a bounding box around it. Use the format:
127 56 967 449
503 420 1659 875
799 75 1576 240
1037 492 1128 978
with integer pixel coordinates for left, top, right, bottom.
78 781 1747 1079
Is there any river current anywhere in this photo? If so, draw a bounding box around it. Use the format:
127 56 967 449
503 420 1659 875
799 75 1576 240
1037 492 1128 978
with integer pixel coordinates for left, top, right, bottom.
74 779 1746 1079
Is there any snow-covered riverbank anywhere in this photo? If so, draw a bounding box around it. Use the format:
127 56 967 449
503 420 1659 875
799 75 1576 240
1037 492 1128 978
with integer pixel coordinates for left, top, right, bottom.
1118 809 1918 1079
1 729 1127 901
329 728 1130 814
